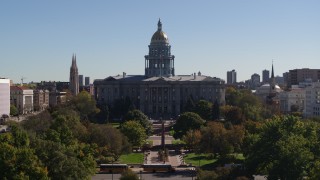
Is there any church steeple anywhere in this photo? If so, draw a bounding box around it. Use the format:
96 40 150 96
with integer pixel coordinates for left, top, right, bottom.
69 53 79 96
271 62 274 79
270 61 276 92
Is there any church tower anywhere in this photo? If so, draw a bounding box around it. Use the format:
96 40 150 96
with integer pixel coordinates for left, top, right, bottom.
144 19 175 77
269 62 276 93
69 54 79 96
266 62 279 106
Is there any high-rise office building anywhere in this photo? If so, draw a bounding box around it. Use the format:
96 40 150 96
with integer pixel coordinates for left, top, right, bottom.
287 68 320 87
79 75 84 87
251 73 260 89
85 77 90 86
227 70 237 84
262 69 270 83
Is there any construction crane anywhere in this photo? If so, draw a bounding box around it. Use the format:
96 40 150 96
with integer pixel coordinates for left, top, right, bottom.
21 77 27 86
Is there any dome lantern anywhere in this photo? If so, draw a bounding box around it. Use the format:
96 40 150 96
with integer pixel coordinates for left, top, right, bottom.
151 19 169 44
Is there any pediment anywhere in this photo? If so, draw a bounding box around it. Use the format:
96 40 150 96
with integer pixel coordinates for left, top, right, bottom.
104 76 117 81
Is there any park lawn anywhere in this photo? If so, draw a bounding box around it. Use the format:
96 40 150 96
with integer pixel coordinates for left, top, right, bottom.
184 153 218 167
172 139 186 145
119 153 144 164
111 123 120 128
233 153 245 160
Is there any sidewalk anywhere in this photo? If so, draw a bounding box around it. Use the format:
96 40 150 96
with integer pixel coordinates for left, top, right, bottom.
145 150 181 166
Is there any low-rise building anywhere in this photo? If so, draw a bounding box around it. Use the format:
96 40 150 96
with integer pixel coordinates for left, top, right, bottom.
10 86 34 114
279 87 305 114
33 89 49 111
49 91 67 107
304 82 320 118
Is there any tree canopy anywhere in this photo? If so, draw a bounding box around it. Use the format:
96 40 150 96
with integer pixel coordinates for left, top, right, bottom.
244 116 320 179
194 100 212 120
0 125 49 179
72 91 100 120
124 109 152 135
173 112 205 139
10 104 19 116
200 122 244 155
121 121 147 147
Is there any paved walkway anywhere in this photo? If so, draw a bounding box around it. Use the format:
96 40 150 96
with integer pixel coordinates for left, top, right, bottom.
145 150 181 166
145 135 182 166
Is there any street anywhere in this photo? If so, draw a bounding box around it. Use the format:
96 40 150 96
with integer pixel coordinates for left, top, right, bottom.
92 169 196 180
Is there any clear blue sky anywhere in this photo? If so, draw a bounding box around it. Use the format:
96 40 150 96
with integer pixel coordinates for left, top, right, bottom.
1 0 320 84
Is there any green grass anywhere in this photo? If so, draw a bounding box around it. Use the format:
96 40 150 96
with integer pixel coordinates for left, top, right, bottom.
119 153 144 164
233 153 245 160
184 153 217 167
172 139 186 145
111 123 120 128
184 153 245 169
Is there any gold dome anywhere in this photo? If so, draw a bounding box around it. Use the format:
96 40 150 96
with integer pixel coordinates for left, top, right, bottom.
151 31 168 43
151 19 169 43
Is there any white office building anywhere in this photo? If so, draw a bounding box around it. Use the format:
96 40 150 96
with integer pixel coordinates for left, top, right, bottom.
279 87 305 114
10 86 34 114
305 82 320 118
0 79 10 117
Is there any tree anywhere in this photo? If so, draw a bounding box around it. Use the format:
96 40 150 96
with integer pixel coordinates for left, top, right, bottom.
10 104 19 116
32 139 96 179
173 112 205 139
51 108 89 142
200 122 230 155
95 103 110 124
120 169 139 180
112 96 134 119
225 87 241 106
22 111 53 135
182 129 202 152
221 105 243 124
194 100 212 120
226 125 245 152
0 126 49 179
244 116 320 179
212 99 220 120
124 109 153 135
121 121 147 147
89 124 131 161
72 91 99 120
290 104 299 112
184 95 196 112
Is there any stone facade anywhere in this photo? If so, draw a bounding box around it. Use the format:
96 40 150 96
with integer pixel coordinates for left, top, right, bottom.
33 89 49 111
49 91 67 107
94 20 225 119
279 87 305 114
304 82 320 118
10 86 33 114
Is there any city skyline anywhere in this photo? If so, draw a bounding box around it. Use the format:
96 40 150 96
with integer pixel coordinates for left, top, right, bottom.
1 0 320 83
